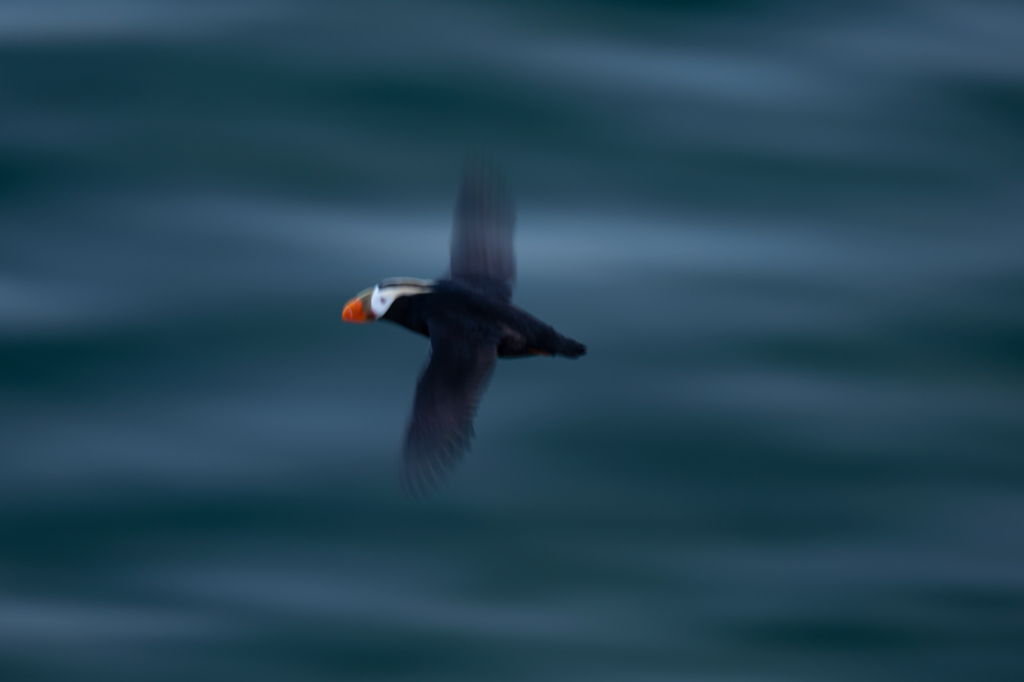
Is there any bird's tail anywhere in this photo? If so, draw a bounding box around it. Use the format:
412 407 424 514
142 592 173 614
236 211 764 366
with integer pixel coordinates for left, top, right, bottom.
558 336 587 358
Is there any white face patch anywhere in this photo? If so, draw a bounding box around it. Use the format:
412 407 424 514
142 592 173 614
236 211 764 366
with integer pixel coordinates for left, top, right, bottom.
369 278 434 318
370 285 393 318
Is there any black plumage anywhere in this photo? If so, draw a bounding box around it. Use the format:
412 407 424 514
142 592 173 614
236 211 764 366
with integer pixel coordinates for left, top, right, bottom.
346 160 586 493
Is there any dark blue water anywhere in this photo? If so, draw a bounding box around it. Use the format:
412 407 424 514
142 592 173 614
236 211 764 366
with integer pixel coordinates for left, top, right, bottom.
2 1 1023 680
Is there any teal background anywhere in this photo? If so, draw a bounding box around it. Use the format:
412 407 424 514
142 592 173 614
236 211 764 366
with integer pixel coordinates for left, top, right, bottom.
1 1 1023 680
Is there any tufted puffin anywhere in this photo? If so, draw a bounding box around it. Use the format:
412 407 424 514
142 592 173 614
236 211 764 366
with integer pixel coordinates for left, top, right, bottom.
342 160 586 494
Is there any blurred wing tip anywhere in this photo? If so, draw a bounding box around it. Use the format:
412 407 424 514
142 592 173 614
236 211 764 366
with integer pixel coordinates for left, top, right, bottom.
451 156 517 288
400 439 471 498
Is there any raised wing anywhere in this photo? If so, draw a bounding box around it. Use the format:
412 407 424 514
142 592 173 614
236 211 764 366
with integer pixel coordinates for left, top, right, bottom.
449 158 516 301
402 320 497 495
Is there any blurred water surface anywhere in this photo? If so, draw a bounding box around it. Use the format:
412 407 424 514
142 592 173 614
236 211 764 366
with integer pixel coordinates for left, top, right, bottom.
1 1 1023 680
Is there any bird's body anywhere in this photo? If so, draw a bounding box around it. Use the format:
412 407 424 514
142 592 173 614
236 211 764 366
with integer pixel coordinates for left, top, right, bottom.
380 279 586 359
342 160 585 492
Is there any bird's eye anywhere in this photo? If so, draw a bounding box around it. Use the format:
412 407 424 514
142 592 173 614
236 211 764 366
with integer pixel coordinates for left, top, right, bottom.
380 298 388 305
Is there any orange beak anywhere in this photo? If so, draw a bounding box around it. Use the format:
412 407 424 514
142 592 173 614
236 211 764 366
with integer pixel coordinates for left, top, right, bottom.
342 293 375 323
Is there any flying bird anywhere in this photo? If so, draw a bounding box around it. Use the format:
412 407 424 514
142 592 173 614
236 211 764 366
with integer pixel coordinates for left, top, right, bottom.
341 160 586 494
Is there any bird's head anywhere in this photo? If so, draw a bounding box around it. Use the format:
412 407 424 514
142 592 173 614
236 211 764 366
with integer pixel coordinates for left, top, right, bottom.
342 278 435 323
